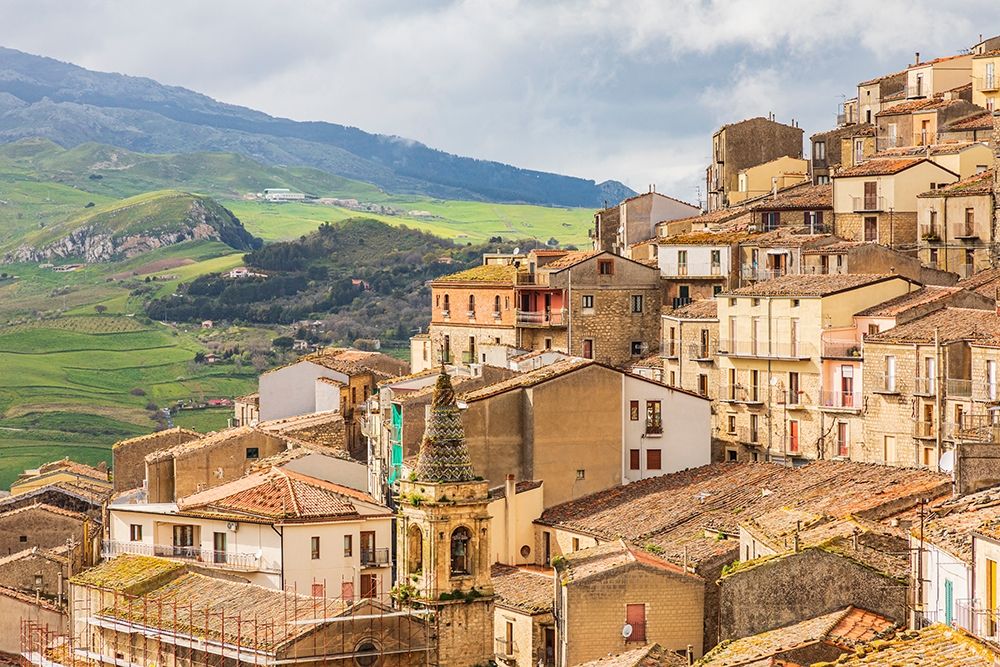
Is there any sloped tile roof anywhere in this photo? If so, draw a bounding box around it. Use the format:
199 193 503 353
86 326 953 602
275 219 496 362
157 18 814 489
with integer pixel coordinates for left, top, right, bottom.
543 250 604 270
959 266 1000 296
176 468 385 523
557 539 696 583
826 624 998 666
461 358 594 402
254 410 347 453
722 273 901 297
853 286 960 317
538 462 949 569
658 230 755 245
918 168 994 197
575 643 689 667
666 299 718 319
490 563 554 614
877 141 984 158
0 502 90 523
71 554 185 592
698 607 896 666
945 112 995 131
865 307 1000 345
746 183 833 211
876 96 966 116
744 229 834 248
917 487 1000 563
834 157 927 177
432 264 517 284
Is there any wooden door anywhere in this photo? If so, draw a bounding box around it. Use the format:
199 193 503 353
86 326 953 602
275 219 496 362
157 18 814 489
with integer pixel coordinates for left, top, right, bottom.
863 182 877 210
626 604 646 642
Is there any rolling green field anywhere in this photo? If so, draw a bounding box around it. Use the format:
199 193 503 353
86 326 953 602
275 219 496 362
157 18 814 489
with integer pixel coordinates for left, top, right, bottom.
0 316 256 488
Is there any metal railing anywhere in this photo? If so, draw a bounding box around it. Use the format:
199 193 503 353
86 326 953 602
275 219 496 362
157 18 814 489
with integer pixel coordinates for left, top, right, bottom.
948 378 973 397
740 265 786 282
802 263 847 275
914 376 937 395
914 421 936 438
360 547 390 567
103 540 266 572
919 224 942 242
851 196 885 212
979 75 1000 92
645 417 663 435
494 637 518 660
869 372 900 393
663 341 678 359
688 342 715 360
664 262 723 277
735 425 761 445
974 383 1000 403
953 222 979 239
822 339 862 359
720 384 763 404
819 390 862 409
516 309 566 326
719 339 815 359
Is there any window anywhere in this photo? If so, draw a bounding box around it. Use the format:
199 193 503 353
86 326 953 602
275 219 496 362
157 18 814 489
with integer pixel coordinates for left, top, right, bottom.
669 370 676 385
645 401 662 434
752 298 761 307
468 294 475 314
710 249 721 274
130 524 142 542
791 299 799 308
407 525 423 574
883 435 896 463
762 211 779 231
788 372 799 403
631 294 644 313
816 175 830 185
312 583 325 598
582 294 594 310
630 341 644 356
19 535 27 543
450 527 472 575
544 337 552 349
750 414 760 443
582 339 594 359
727 415 737 434
677 250 688 275
646 449 662 470
493 295 501 314
713 285 722 295
598 259 614 275
311 536 321 560
443 294 450 313
750 369 760 401
836 422 850 457
699 329 710 357
864 216 877 243
727 449 738 462
698 374 708 397
667 326 677 356
629 449 640 470
813 140 826 160
213 532 227 564
344 534 353 557
245 447 259 460
572 537 580 551
867 323 880 336
989 360 997 401
442 335 451 363
629 400 640 421
503 621 514 657
885 355 896 392
576 469 585 480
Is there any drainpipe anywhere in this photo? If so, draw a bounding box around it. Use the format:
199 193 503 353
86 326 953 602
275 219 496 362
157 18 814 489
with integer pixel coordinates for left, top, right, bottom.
942 200 949 274
935 327 942 471
271 524 284 589
766 297 774 461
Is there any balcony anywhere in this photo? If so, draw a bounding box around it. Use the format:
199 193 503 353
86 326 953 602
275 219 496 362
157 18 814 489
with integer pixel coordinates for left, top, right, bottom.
720 384 764 405
978 75 1000 92
913 421 936 439
914 377 937 396
851 196 885 213
495 637 519 662
667 262 723 278
870 373 901 394
954 414 1000 444
947 378 973 398
461 351 476 364
688 342 716 361
663 342 678 359
718 339 814 359
645 416 663 436
735 425 761 446
919 224 942 243
974 383 1000 403
906 84 927 99
360 547 391 568
516 309 566 327
819 390 862 411
836 113 847 126
740 265 785 282
953 222 980 240
103 540 271 573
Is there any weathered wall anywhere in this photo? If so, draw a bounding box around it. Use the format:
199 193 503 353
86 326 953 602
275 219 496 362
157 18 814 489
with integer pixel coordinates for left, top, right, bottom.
717 548 907 641
0 507 86 556
113 429 201 492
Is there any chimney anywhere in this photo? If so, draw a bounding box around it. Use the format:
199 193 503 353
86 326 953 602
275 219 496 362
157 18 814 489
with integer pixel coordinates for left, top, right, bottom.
915 51 920 65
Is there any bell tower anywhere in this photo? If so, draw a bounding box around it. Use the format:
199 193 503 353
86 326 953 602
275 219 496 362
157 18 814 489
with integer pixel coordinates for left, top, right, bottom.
396 369 494 666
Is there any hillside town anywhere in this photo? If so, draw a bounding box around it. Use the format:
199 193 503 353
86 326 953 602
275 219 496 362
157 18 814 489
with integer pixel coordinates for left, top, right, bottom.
9 32 1000 667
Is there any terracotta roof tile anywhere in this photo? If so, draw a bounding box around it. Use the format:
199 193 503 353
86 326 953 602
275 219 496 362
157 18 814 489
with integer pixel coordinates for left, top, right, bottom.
918 168 995 197
865 307 1000 344
743 229 835 249
538 461 949 569
834 157 929 177
461 358 594 402
575 643 689 667
877 141 985 158
746 183 833 211
431 263 517 284
944 112 995 131
699 607 896 666
853 286 961 317
917 487 1000 563
959 266 1000 296
254 410 348 453
666 299 717 319
557 539 696 583
543 250 605 270
858 69 908 86
826 624 998 665
659 230 755 245
722 273 904 298
0 502 90 523
490 563 553 613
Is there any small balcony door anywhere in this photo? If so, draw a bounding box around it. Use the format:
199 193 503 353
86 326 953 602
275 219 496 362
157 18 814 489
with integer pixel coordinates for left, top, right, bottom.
172 525 195 558
361 531 376 565
840 366 854 407
213 532 227 564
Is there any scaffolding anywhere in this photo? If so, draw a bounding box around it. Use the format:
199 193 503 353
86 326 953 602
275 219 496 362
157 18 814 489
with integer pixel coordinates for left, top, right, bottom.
20 577 437 667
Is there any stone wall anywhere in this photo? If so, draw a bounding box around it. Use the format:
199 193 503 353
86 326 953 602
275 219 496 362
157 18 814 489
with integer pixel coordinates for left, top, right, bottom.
0 506 87 555
835 212 919 246
429 322 517 366
861 342 921 466
0 551 67 599
113 429 201 492
717 547 907 641
957 442 1000 495
594 205 619 253
435 599 496 667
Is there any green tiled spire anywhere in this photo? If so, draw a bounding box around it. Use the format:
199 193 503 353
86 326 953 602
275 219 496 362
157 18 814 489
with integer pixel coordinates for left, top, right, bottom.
413 369 476 483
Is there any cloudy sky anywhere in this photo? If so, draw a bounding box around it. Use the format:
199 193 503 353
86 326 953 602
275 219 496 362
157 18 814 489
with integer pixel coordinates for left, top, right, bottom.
1 0 998 202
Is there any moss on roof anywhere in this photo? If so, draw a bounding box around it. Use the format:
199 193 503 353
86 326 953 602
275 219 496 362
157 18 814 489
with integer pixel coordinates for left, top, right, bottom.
432 264 517 284
71 554 185 593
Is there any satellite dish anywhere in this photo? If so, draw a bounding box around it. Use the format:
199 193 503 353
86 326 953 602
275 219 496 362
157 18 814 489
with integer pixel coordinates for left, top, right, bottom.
513 247 521 255
769 376 779 386
621 623 633 639
939 450 955 473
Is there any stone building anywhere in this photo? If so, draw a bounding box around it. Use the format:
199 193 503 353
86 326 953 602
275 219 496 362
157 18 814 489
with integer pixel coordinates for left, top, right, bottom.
832 157 959 248
742 181 833 233
491 563 555 667
554 540 705 664
10 458 110 497
0 503 96 558
427 263 518 367
875 96 981 150
939 111 997 142
706 116 804 212
917 169 996 278
516 250 662 366
662 300 718 401
857 69 908 125
593 190 700 255
111 428 201 492
737 229 838 284
809 123 876 184
396 370 495 667
716 273 917 464
728 155 808 205
861 307 1000 469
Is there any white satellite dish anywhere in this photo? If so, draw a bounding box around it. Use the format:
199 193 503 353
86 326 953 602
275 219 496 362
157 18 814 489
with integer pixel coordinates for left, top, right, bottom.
621 623 633 639
939 450 955 474
513 247 521 255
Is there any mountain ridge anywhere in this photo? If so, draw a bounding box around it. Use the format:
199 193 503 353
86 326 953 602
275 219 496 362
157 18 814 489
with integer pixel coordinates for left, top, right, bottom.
0 47 635 207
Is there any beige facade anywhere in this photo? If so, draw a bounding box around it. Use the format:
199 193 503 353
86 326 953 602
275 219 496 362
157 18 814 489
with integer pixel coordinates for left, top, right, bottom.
554 541 705 665
905 54 973 101
593 191 700 255
716 275 915 464
916 171 996 279
730 156 808 204
973 52 1000 112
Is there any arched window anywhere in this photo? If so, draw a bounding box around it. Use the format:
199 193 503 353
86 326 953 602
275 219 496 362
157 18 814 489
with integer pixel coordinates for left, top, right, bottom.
494 295 501 314
450 526 472 575
408 525 423 574
354 639 380 667
468 294 476 313
443 294 450 311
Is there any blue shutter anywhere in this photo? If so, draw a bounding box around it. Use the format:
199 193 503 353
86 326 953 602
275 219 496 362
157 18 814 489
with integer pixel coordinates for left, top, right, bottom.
945 579 954 626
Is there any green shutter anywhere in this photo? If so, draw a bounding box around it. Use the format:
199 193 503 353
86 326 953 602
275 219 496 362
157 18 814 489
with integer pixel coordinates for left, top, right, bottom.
945 579 954 626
